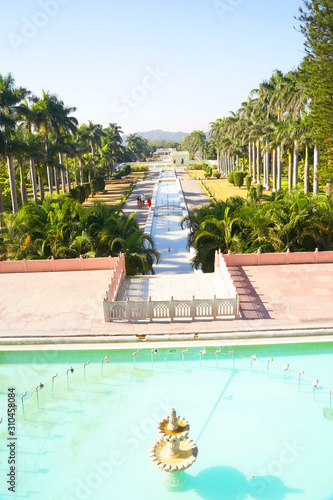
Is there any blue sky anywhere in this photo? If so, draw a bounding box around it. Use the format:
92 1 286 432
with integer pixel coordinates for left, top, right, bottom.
0 0 305 134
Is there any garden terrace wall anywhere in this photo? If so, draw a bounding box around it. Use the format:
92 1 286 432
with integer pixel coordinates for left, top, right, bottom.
223 249 333 266
0 255 122 274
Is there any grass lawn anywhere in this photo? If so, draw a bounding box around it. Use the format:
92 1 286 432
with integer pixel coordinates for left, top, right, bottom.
186 170 271 201
23 173 147 207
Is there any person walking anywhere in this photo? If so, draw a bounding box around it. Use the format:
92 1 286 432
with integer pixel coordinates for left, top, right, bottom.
147 198 151 208
141 193 145 206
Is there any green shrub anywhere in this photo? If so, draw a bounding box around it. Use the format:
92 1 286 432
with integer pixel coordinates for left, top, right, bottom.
245 175 252 191
256 183 263 199
96 175 105 192
233 171 244 188
90 178 98 196
78 185 86 203
249 186 257 200
204 172 210 178
123 164 132 176
227 172 235 185
82 182 91 198
69 187 78 200
131 165 149 172
213 172 221 179
0 176 21 210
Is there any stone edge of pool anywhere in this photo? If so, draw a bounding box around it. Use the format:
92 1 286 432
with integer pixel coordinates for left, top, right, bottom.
1 328 333 351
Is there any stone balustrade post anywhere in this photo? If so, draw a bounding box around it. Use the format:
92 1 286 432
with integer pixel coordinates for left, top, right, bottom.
170 296 175 321
148 297 153 322
125 297 132 322
212 295 217 319
191 296 196 320
103 298 111 322
236 294 240 318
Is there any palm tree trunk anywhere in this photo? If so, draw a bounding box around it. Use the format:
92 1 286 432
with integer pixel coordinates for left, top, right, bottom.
0 185 4 213
304 144 309 194
217 150 220 172
256 141 260 184
74 172 79 186
54 166 60 195
288 151 292 192
79 160 83 185
248 141 251 177
7 153 18 214
29 157 38 202
293 140 298 188
313 145 319 196
47 165 53 195
61 168 66 194
264 150 270 190
66 155 71 190
272 149 277 192
277 145 282 191
19 165 27 205
38 165 45 201
252 143 256 182
58 153 66 194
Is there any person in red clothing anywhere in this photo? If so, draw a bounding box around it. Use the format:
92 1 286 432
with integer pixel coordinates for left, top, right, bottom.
147 198 151 208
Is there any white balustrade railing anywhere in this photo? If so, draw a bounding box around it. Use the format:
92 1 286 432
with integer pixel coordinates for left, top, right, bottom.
105 253 126 302
215 249 238 298
103 295 238 322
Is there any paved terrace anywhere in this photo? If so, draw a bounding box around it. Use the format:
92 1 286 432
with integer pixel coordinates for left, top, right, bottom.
1 262 333 345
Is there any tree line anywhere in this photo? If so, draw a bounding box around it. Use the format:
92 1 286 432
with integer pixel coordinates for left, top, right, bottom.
209 1 333 196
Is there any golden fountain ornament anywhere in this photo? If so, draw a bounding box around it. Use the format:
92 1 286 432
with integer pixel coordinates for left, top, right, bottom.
149 408 198 489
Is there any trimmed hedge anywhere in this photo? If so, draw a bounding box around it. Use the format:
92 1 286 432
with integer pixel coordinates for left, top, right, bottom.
256 183 263 199
227 172 235 185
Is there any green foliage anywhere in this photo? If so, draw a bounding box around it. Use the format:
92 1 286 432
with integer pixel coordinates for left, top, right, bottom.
227 172 235 185
114 164 132 179
245 175 252 191
0 176 21 211
213 172 221 179
248 186 257 201
0 197 160 274
180 131 207 157
95 175 105 192
131 165 149 172
299 1 333 182
82 182 91 198
233 171 244 188
183 190 333 272
90 178 98 196
256 183 263 199
204 166 212 178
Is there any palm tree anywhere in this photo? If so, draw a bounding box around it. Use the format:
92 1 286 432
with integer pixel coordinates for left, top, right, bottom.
79 121 105 176
32 91 78 195
0 73 29 213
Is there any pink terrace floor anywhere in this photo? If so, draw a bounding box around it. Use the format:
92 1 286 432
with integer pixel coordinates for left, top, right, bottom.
1 263 333 342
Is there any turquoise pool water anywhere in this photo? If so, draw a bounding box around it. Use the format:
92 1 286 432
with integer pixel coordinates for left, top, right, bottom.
0 343 332 500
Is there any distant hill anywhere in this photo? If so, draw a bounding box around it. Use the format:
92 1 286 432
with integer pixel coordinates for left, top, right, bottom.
123 130 187 143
